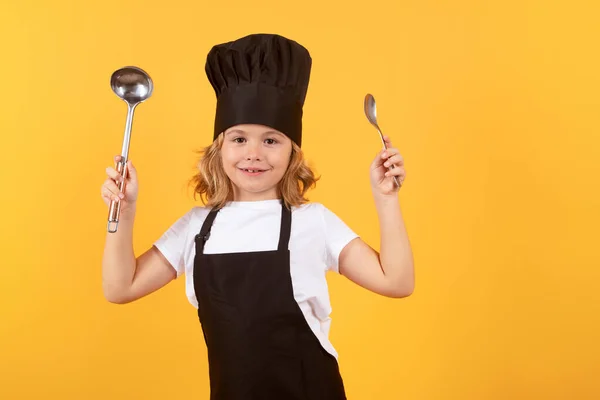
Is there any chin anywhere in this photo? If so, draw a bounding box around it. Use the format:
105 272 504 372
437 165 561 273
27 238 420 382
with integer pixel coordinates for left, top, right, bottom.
233 177 282 199
238 183 275 195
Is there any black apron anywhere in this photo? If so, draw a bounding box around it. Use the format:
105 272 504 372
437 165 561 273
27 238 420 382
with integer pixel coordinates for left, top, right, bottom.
193 203 347 399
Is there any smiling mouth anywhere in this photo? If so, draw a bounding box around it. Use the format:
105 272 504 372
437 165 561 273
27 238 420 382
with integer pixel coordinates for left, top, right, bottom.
239 168 269 175
240 168 266 173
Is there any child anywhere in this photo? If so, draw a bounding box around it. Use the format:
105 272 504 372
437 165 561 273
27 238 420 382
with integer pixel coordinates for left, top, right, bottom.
101 33 414 399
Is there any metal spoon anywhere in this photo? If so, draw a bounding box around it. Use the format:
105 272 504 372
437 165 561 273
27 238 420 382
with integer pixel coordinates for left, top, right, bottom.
107 66 154 233
364 93 401 188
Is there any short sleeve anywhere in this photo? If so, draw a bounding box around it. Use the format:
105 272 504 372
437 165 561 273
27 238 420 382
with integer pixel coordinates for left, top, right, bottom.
153 208 195 277
320 204 359 273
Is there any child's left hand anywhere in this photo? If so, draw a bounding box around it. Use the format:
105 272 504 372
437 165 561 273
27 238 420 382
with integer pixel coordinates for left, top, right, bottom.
370 135 406 196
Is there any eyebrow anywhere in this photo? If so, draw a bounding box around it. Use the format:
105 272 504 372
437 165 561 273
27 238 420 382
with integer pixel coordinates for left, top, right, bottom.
225 129 245 136
225 129 284 137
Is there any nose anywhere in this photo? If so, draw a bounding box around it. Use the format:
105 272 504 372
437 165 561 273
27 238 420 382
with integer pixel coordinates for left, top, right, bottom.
245 141 263 161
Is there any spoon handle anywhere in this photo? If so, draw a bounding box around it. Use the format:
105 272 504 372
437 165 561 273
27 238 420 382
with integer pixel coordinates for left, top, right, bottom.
107 158 128 233
377 128 401 188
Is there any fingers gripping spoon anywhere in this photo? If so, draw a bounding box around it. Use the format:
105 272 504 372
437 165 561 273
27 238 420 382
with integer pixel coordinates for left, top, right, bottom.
364 93 401 188
107 66 153 233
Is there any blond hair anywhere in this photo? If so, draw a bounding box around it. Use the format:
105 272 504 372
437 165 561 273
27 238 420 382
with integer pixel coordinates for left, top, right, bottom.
189 133 319 210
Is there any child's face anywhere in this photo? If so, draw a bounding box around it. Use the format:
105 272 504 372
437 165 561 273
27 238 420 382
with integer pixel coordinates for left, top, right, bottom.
221 124 293 201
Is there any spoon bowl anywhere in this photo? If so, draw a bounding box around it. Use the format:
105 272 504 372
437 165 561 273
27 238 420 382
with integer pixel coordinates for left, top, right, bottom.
364 94 379 127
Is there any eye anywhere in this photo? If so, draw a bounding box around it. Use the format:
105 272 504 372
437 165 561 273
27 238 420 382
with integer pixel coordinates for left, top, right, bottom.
265 138 278 145
232 137 246 143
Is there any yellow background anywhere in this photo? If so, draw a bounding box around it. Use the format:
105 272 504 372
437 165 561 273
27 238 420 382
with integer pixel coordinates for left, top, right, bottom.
1 0 598 399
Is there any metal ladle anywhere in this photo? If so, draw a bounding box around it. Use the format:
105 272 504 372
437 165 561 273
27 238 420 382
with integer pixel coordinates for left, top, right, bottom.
107 66 154 233
364 93 401 188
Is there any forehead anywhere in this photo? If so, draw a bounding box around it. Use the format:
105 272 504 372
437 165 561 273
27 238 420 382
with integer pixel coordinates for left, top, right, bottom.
224 124 285 136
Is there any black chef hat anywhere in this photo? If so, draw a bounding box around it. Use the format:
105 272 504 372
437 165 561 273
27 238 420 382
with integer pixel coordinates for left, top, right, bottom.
205 33 312 147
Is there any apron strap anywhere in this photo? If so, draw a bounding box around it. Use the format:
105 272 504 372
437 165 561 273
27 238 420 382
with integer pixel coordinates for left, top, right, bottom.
277 203 292 251
195 209 219 254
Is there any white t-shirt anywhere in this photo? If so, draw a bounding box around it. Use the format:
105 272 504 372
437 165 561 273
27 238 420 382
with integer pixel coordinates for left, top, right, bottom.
154 199 359 360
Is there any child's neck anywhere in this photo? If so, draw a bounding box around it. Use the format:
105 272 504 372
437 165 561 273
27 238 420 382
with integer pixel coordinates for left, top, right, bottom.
232 188 280 202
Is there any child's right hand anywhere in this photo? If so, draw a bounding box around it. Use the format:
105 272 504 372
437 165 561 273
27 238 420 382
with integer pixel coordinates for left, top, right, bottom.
101 155 139 214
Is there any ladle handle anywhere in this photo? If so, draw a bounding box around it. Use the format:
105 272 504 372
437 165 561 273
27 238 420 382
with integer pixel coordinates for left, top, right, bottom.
107 158 128 233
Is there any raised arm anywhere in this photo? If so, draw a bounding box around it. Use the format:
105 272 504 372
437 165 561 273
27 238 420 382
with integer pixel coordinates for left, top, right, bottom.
338 136 414 298
100 156 176 304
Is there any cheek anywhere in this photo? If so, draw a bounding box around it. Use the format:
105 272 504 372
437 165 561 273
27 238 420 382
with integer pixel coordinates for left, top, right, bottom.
271 156 289 173
220 149 238 167
219 154 238 180
271 148 292 169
